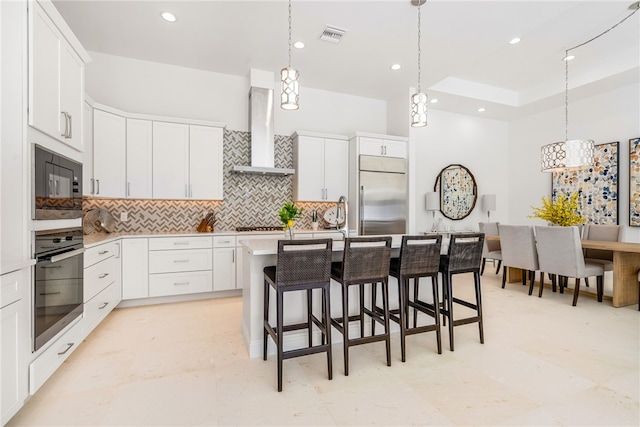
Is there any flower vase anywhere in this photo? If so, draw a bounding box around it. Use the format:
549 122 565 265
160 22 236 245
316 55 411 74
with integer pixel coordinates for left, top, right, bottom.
284 225 294 240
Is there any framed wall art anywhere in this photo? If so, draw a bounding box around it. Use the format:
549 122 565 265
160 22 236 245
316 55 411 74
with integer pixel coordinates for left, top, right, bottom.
630 137 640 227
552 141 619 225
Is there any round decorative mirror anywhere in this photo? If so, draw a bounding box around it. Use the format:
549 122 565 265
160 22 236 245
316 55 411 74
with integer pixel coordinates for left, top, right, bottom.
434 164 478 220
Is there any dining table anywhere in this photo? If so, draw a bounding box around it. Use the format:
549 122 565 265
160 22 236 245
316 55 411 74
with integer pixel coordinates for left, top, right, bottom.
487 235 640 308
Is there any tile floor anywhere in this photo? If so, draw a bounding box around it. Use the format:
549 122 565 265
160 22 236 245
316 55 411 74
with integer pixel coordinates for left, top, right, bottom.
8 271 640 426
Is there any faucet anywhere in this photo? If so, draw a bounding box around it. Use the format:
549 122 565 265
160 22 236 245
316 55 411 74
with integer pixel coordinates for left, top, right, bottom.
336 195 349 239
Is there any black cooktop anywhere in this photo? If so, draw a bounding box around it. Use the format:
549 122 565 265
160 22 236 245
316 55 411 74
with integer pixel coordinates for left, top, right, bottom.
235 226 283 232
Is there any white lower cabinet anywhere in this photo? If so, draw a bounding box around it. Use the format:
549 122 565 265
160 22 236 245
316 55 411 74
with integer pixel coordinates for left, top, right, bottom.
1 269 29 426
213 235 237 291
122 238 149 300
29 317 83 395
83 283 115 334
148 236 213 297
83 241 119 337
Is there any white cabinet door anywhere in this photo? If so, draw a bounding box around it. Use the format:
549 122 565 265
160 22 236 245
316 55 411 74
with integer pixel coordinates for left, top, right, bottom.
29 4 60 140
358 136 406 158
59 42 83 148
189 125 223 200
323 138 349 201
93 109 126 198
121 238 149 300
153 122 189 199
213 247 236 291
113 241 122 305
358 137 385 156
82 103 94 196
126 119 153 198
294 135 325 201
383 139 407 158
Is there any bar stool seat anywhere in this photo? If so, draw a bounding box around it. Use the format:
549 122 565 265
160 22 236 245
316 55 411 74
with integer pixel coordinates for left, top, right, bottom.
439 233 485 351
329 236 392 376
380 235 443 362
263 238 333 391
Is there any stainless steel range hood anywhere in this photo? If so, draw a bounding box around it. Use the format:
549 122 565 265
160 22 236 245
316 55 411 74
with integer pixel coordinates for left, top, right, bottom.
232 86 295 176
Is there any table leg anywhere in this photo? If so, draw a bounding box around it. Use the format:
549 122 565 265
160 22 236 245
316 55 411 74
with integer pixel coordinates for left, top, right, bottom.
612 252 640 308
506 266 522 283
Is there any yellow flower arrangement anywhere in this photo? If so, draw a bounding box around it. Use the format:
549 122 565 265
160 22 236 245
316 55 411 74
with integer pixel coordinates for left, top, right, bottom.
529 193 585 226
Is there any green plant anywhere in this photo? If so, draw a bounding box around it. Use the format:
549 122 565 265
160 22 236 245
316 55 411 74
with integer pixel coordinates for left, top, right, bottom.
278 202 304 229
529 193 585 226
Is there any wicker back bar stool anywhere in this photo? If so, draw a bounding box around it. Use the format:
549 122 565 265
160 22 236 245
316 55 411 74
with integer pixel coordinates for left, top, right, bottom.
383 234 443 362
329 236 392 376
263 238 333 391
439 233 485 351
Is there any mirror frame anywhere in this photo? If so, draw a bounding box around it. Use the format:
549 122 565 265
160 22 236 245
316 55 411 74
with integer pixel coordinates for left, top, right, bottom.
434 164 478 220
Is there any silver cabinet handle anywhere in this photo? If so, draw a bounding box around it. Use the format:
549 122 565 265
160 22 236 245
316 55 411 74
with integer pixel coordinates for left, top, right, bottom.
232 251 235 263
173 242 189 246
219 240 231 244
173 259 190 263
57 343 74 355
54 179 59 195
67 114 72 138
98 302 109 310
98 273 109 279
60 112 69 137
96 179 100 195
174 281 190 286
185 185 188 198
49 179 53 197
115 242 121 259
98 250 109 255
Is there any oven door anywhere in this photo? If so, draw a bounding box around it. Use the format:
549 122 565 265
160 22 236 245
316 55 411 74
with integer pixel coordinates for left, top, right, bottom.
34 247 84 351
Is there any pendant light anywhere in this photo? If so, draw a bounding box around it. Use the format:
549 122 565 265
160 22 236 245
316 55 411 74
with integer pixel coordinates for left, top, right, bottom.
541 2 639 172
281 0 299 110
410 0 428 128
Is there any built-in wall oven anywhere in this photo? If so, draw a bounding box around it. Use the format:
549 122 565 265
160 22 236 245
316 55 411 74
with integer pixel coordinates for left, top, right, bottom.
33 227 84 351
33 144 83 220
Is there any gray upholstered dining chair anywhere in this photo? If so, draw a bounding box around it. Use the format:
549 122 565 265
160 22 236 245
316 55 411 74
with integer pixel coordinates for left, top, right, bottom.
497 225 539 295
479 222 502 275
582 224 621 289
534 226 605 306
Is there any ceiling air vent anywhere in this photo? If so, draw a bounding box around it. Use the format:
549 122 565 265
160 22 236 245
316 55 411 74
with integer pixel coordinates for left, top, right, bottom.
320 25 346 44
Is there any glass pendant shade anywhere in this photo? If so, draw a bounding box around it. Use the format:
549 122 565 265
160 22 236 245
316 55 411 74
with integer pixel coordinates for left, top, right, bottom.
541 139 595 172
411 92 428 127
280 67 299 110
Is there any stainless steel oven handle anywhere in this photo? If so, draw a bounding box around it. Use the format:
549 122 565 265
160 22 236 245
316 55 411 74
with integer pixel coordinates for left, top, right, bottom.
49 248 85 264
40 265 62 269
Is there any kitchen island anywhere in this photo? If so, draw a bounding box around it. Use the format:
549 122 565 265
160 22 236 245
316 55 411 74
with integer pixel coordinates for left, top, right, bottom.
239 237 403 358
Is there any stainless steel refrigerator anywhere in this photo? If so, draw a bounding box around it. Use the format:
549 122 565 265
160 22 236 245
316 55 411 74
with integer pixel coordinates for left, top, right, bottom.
358 155 407 235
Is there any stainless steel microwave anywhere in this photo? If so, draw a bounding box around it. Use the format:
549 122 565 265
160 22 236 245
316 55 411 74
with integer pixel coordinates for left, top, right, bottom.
33 145 83 220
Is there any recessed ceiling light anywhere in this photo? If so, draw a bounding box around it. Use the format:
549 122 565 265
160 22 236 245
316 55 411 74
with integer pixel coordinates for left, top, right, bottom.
161 12 176 22
430 98 438 104
509 37 521 45
478 107 486 112
390 64 402 71
293 41 305 49
563 54 575 61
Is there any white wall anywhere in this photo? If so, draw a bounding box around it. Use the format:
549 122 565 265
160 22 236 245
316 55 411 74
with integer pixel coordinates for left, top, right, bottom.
410 109 509 233
509 82 640 242
85 52 387 137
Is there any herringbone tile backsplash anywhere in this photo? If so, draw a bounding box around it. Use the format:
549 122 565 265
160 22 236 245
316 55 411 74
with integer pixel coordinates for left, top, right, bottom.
83 130 336 233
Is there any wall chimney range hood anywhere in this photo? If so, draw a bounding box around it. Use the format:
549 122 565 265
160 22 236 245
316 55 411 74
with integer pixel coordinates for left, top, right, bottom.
232 86 295 176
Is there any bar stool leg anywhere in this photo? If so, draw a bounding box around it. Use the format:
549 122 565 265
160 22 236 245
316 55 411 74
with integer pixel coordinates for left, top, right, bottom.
446 273 454 351
277 289 284 392
413 282 419 328
342 284 350 376
359 284 365 338
323 285 333 380
371 282 378 336
382 279 391 366
307 289 313 345
432 275 442 354
399 277 407 362
474 271 484 344
263 279 269 360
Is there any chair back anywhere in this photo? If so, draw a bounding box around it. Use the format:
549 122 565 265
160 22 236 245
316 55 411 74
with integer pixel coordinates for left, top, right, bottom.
498 225 539 271
534 226 585 278
443 233 484 273
397 235 442 277
479 222 501 254
583 224 621 261
276 239 333 286
341 236 392 282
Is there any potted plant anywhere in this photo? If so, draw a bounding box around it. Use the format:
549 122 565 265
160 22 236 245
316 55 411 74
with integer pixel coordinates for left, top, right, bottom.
529 192 585 226
278 202 304 239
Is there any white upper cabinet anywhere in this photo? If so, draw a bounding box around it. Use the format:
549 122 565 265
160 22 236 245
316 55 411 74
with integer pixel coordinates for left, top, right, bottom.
93 109 126 198
292 132 348 202
357 136 407 158
153 122 190 199
28 1 89 151
189 125 224 200
126 119 153 199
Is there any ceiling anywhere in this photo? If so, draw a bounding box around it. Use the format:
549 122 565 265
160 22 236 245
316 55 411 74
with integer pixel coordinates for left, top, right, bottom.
52 0 640 121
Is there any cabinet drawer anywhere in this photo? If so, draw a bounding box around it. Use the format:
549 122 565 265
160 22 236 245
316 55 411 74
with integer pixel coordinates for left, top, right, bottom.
149 271 213 297
213 235 236 248
84 283 115 336
29 317 83 394
148 236 212 251
84 256 115 303
84 241 117 268
148 249 212 274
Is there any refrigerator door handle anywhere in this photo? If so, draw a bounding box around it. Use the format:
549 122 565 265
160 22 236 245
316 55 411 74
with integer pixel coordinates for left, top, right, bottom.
359 185 365 235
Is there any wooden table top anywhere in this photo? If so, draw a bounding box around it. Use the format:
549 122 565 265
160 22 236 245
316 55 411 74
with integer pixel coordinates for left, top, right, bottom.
486 235 640 254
